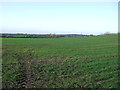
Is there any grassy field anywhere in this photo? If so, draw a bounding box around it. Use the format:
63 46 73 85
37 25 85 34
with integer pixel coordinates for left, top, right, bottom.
2 34 119 88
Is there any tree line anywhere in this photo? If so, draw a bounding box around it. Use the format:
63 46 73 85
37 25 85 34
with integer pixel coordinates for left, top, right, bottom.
1 33 94 38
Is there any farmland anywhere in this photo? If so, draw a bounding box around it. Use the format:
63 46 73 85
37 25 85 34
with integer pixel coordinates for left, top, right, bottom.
2 34 119 88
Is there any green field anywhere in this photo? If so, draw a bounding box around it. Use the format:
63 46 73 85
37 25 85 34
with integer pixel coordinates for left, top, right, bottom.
2 34 119 88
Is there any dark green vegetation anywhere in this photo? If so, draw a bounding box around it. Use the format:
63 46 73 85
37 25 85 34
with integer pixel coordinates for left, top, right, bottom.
2 34 119 88
1 33 93 38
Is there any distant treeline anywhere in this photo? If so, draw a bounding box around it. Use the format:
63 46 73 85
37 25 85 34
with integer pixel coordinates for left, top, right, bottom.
0 33 94 38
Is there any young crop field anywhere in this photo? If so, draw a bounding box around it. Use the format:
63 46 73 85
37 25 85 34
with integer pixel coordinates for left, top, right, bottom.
2 34 119 88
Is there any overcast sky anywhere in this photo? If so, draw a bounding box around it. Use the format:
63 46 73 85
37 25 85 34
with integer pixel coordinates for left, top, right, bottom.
0 1 118 35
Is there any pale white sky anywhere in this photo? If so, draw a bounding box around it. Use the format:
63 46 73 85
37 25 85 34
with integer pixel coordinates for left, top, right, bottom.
0 0 119 2
0 1 118 35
